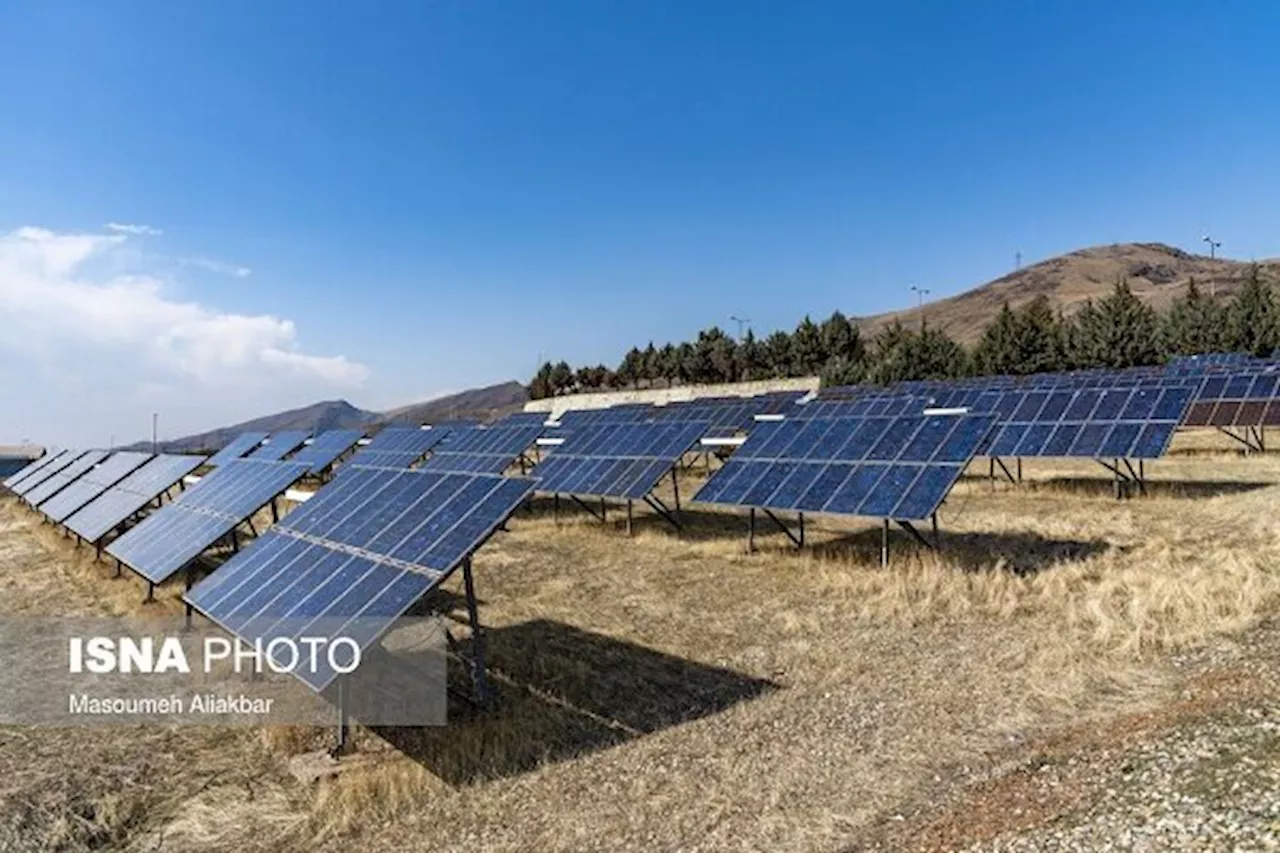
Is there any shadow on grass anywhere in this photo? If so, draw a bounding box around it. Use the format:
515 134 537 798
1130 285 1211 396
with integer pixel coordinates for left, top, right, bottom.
1024 477 1272 500
370 618 777 786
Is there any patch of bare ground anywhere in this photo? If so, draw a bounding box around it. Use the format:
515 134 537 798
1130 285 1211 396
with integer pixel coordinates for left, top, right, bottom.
0 431 1279 851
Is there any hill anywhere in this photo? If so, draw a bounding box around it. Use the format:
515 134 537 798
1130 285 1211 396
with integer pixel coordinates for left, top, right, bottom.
856 242 1280 345
139 381 529 451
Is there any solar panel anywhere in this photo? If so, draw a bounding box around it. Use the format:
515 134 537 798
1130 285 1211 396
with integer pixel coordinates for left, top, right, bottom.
185 469 534 692
23 450 112 507
286 430 364 473
3 449 65 490
38 452 153 523
652 393 804 435
63 454 207 545
205 432 269 467
695 413 996 520
346 427 447 470
494 411 552 427
793 396 932 420
532 421 706 499
246 431 311 461
106 458 308 585
418 424 542 474
556 405 654 428
980 385 1195 459
1181 369 1280 428
9 450 91 498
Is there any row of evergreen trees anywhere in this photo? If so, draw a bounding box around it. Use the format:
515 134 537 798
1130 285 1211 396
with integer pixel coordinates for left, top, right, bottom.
528 267 1280 398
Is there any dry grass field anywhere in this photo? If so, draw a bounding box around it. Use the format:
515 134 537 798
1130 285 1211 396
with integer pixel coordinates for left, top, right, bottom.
2 432 1280 851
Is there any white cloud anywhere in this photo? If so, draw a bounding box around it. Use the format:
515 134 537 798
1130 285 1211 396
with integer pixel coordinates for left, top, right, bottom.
106 222 163 236
0 225 370 443
180 256 252 278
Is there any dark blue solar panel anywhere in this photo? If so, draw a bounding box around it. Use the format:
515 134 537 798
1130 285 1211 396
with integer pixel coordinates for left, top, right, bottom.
419 424 542 474
186 469 533 692
347 427 447 469
10 450 90 497
39 452 152 523
23 450 110 506
107 459 308 584
205 433 269 467
246 431 311 461
3 449 66 490
533 421 703 499
287 430 364 473
62 455 207 544
695 413 994 520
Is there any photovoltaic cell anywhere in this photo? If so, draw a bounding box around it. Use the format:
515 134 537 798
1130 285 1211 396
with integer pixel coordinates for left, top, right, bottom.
106 459 308 584
694 413 995 520
38 452 153 523
62 455 207 544
205 433 269 467
246 431 311 461
185 468 534 692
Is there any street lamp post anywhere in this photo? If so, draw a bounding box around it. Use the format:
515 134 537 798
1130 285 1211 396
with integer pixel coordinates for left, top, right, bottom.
729 315 751 341
151 413 158 454
1203 234 1221 259
909 285 931 328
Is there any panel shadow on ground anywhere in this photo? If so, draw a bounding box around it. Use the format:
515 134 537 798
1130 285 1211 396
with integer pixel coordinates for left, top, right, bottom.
370 618 777 785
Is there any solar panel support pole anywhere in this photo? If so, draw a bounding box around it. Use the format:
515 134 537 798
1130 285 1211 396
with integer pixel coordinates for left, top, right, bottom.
670 469 681 512
114 558 122 578
145 581 155 604
462 558 491 706
798 512 805 548
600 498 607 524
334 676 351 755
626 500 633 536
1016 458 1022 484
747 508 756 554
553 494 560 525
270 498 279 523
881 519 890 568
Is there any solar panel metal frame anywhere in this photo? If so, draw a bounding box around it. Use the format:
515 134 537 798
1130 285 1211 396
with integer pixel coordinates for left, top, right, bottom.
204 432 270 467
105 458 308 585
62 454 208 545
38 451 154 523
184 469 535 693
418 424 543 475
346 427 448 470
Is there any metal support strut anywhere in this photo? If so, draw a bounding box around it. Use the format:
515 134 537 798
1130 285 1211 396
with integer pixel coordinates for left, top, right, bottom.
462 558 490 705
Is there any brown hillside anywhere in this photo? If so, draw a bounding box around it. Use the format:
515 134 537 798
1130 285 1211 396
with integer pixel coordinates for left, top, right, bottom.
857 242 1280 345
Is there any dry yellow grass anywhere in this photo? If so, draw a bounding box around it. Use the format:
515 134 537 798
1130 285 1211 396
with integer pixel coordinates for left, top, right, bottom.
1 431 1278 851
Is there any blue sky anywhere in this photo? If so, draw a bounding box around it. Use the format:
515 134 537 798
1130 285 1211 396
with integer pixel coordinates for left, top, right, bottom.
2 1 1279 444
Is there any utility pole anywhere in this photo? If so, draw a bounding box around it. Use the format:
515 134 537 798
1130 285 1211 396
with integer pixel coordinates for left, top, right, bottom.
151 413 158 454
1203 234 1221 260
909 285 931 328
1015 251 1022 270
729 315 751 341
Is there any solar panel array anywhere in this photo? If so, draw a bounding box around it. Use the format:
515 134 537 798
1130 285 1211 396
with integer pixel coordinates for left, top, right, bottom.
204 432 269 467
246 430 311 461
185 468 535 691
63 454 207 544
21 450 110 507
794 396 935 420
493 411 551 427
532 422 706 499
10 450 90 498
287 429 364 473
347 427 447 469
107 458 308 584
418 424 543 474
3 449 65 490
38 452 153 523
696 413 996 520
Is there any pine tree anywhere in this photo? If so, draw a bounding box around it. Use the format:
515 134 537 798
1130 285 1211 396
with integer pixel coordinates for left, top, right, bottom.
868 321 913 384
616 347 643 389
1011 295 1065 374
641 342 659 387
971 303 1020 375
549 361 574 396
790 315 826 375
763 331 793 378
1224 265 1279 356
1162 278 1224 356
657 343 679 387
735 329 764 381
529 361 555 399
676 342 697 385
1076 280 1161 368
